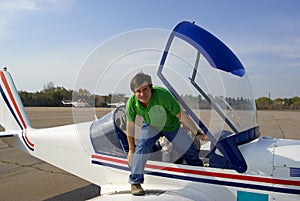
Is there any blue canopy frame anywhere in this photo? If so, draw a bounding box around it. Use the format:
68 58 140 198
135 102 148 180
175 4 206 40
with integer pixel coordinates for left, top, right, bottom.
157 21 259 173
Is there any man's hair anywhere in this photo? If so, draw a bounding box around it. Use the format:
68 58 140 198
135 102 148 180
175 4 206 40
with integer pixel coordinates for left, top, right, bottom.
130 72 153 92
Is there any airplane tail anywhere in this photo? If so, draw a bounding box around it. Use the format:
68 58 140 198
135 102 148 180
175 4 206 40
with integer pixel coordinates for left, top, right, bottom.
0 68 31 133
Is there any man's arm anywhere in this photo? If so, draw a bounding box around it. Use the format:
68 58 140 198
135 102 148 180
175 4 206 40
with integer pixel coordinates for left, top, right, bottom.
126 121 135 166
176 110 205 139
126 121 135 151
176 110 198 133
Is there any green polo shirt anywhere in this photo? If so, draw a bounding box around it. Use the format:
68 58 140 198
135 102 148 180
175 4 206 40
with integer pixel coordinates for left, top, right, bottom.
126 86 181 132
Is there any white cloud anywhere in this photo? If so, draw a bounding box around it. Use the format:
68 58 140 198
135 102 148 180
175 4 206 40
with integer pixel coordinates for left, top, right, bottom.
38 0 74 11
0 0 38 40
0 0 39 11
0 0 73 11
0 0 73 40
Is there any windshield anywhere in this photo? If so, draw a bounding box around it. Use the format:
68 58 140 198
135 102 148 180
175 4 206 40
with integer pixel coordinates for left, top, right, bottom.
157 22 258 143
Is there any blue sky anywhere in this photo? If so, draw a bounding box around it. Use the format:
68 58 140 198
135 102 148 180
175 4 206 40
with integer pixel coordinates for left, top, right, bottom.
0 0 299 99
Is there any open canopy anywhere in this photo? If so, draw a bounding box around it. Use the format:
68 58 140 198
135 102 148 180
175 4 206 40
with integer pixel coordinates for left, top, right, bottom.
82 21 259 173
165 21 245 77
158 21 259 173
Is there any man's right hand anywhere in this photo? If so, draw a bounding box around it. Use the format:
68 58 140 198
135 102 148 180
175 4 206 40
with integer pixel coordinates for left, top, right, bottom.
127 150 134 167
126 121 135 167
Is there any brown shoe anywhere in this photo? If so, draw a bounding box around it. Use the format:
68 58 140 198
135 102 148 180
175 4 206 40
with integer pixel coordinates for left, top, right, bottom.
131 184 145 196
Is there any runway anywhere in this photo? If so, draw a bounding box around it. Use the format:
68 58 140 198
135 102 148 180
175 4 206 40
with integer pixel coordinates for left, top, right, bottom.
0 108 300 201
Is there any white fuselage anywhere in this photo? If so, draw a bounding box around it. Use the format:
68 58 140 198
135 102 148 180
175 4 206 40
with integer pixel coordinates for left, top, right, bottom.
7 123 299 200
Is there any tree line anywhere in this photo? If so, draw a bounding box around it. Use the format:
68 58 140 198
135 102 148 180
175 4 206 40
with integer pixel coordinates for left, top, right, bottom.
182 94 300 110
18 82 300 110
255 96 300 110
19 82 110 107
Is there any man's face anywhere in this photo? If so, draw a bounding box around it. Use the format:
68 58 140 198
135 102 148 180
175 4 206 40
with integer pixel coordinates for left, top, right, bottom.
133 81 152 106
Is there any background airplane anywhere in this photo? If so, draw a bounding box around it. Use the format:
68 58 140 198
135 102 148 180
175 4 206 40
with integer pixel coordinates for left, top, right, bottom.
105 102 125 108
0 21 299 200
61 99 90 107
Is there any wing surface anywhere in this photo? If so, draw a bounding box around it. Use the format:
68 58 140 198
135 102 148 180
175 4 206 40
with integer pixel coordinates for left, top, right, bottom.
87 184 215 201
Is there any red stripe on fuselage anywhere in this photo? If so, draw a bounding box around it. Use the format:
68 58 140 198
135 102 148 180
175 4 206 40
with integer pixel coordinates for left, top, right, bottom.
92 154 300 187
23 130 34 148
0 71 27 130
0 71 34 149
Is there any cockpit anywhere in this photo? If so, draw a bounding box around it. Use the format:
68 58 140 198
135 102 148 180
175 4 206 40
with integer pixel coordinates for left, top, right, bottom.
90 106 128 158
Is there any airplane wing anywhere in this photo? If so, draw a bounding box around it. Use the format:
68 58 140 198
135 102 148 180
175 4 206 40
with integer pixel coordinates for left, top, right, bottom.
88 184 215 201
61 101 73 105
0 131 17 137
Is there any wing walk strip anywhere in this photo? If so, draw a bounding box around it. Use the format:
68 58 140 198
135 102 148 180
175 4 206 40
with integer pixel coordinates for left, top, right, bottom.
0 72 34 151
91 154 300 195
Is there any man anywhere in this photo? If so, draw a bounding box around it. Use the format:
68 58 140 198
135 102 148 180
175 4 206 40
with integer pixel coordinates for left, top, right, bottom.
126 72 203 196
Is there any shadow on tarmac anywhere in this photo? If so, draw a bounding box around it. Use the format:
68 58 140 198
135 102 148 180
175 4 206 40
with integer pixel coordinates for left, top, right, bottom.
44 184 100 201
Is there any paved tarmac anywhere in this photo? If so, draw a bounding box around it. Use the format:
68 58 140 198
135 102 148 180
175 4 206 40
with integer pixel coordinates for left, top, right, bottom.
0 108 300 201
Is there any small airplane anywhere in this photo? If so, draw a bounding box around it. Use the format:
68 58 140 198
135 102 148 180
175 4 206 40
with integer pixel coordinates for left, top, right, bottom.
105 102 125 108
61 99 90 107
0 21 299 200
